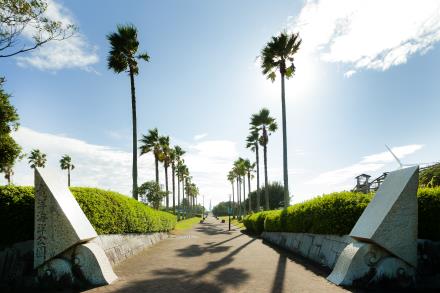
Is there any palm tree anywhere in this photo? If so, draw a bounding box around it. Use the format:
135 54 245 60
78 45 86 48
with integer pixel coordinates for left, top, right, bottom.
251 108 277 210
28 149 47 169
171 146 185 214
139 128 161 184
60 155 75 187
243 159 255 213
227 170 235 216
233 158 246 217
261 31 301 208
159 135 171 209
107 24 150 200
246 128 261 211
176 160 186 219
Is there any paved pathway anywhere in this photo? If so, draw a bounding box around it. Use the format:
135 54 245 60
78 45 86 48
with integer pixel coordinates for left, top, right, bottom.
85 217 349 293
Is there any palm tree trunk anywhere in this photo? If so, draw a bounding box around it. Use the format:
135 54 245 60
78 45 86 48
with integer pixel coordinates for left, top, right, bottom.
182 179 185 219
236 178 239 218
248 172 251 212
164 165 169 209
155 156 159 184
231 181 235 218
243 175 246 215
177 176 181 220
256 143 261 211
172 164 176 214
280 72 289 208
263 127 269 210
129 68 138 200
68 167 71 187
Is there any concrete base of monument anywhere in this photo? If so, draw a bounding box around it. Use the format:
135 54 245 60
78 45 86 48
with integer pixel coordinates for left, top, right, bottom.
327 241 415 288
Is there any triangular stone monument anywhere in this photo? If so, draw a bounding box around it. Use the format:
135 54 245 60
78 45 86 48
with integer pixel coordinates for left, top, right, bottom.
327 166 418 286
34 167 97 268
34 167 117 286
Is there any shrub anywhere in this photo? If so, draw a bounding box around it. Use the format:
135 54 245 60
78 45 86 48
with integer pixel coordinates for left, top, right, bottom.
0 186 177 245
243 188 440 240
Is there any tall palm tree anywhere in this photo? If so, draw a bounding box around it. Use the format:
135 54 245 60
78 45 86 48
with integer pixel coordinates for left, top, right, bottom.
159 135 171 209
176 159 186 219
60 155 75 187
28 149 47 169
251 108 277 210
107 24 150 200
243 159 255 213
261 31 301 208
234 158 246 217
227 170 235 216
246 128 261 211
139 128 161 184
171 146 185 214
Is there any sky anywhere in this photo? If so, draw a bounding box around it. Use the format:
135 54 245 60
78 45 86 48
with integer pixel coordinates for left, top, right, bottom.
2 0 440 208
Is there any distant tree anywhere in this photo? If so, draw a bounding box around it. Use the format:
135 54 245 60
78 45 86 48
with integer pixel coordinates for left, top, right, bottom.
139 128 161 184
245 182 285 211
243 158 255 213
261 31 301 208
233 158 246 217
107 24 150 200
212 201 230 217
420 164 440 187
0 0 77 58
170 145 185 214
28 149 46 169
138 181 166 210
59 154 74 187
176 159 187 218
251 108 277 210
227 170 235 216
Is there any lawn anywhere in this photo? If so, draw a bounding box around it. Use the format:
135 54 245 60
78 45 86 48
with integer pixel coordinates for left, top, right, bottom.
219 216 245 229
173 217 202 231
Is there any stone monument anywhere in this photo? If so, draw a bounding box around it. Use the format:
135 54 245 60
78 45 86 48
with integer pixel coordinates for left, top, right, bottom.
327 166 419 287
34 167 117 287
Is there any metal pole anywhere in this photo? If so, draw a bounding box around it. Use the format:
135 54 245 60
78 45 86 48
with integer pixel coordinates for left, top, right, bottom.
229 194 231 231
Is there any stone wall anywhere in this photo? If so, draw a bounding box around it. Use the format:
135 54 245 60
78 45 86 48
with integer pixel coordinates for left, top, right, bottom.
261 232 351 269
0 232 168 289
91 232 169 266
261 232 440 288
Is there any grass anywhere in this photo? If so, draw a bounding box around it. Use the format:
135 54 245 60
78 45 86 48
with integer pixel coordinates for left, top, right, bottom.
219 216 245 229
173 217 202 231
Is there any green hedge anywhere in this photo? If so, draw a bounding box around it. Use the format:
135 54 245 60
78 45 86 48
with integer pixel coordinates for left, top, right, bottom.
0 186 177 245
243 188 440 240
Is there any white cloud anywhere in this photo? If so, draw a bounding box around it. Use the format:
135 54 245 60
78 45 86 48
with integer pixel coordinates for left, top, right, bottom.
3 127 238 208
193 133 208 141
289 0 440 76
306 144 424 186
15 0 98 71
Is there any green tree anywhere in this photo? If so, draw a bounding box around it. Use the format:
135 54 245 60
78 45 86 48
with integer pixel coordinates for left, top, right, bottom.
261 31 301 209
139 128 161 184
0 81 22 183
233 158 246 217
251 108 277 210
138 181 166 210
0 0 77 58
59 154 74 187
170 145 185 214
227 170 235 216
420 164 440 187
176 160 188 218
28 149 46 169
246 182 285 211
246 128 261 211
107 24 150 200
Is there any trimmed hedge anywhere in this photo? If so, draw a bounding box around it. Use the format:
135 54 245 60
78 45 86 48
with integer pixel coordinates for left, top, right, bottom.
0 186 177 245
243 188 440 241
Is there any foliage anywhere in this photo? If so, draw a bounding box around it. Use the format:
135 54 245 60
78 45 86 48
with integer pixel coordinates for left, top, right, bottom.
0 82 21 180
212 201 230 217
138 181 167 209
245 182 285 211
59 154 74 171
0 186 177 245
260 31 302 81
243 188 440 240
27 148 46 168
250 108 277 147
0 0 77 58
174 217 201 231
420 164 440 187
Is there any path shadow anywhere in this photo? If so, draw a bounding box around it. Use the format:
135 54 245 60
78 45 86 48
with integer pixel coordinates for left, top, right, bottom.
193 222 234 236
175 244 231 257
271 253 287 293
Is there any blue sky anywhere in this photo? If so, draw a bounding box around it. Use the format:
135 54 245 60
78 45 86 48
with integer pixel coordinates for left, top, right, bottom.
3 0 440 207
